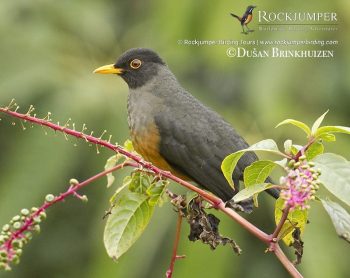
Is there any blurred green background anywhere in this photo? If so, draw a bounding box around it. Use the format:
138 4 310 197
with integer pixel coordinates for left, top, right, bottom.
0 0 349 277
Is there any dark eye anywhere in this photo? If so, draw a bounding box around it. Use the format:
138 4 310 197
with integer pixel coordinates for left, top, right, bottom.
130 59 142 69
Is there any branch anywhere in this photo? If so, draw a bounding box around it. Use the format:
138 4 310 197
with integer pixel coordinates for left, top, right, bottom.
0 162 134 269
166 212 185 278
269 205 291 251
0 106 302 277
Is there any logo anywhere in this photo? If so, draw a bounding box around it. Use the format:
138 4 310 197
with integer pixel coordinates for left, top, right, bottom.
230 5 257 34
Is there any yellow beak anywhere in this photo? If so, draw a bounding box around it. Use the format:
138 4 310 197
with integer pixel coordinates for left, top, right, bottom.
93 64 123 74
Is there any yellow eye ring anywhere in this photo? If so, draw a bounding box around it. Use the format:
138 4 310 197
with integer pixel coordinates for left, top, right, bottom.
130 59 142 69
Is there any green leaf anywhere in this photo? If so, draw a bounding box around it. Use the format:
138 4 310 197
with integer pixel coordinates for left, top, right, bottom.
284 139 293 154
104 192 154 260
243 160 277 206
291 144 302 155
315 126 350 142
221 139 283 189
316 126 350 138
109 176 132 205
233 183 272 204
127 172 151 194
313 153 350 206
146 179 169 206
123 139 134 152
311 110 329 135
275 119 311 137
275 198 308 246
320 199 350 243
305 141 324 161
275 158 288 168
104 154 122 188
244 160 277 186
320 133 336 142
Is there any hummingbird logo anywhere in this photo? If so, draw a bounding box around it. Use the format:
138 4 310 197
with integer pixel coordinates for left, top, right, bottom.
230 5 257 34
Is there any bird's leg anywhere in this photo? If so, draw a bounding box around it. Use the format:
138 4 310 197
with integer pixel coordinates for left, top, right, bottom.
241 25 248 35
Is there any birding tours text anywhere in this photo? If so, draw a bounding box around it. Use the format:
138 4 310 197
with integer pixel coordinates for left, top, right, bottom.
177 39 338 59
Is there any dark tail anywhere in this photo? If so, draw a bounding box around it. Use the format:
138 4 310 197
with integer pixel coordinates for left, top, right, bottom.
266 177 280 199
230 13 241 21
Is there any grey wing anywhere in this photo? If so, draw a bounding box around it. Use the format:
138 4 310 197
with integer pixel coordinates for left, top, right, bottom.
154 107 257 202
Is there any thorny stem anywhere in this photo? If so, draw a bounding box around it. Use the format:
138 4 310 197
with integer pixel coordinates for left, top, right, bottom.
166 213 184 278
0 107 303 277
0 107 220 207
1 162 134 255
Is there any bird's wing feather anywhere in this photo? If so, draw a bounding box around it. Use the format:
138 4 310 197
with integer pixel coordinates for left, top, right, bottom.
154 92 258 201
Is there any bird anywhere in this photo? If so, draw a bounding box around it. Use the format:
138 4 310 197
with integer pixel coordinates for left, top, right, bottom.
230 5 257 34
94 48 279 212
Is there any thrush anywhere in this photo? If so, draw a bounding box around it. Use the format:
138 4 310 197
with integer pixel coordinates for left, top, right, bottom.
230 5 257 34
94 48 279 212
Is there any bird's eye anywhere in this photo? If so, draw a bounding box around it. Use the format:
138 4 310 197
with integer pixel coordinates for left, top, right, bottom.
130 59 142 69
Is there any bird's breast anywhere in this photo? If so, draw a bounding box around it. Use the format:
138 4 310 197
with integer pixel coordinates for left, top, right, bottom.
126 89 189 180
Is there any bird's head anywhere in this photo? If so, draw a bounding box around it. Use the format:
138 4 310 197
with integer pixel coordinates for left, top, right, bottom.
247 5 257 13
93 48 166 89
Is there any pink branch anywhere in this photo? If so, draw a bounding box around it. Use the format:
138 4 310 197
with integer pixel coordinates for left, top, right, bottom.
0 162 135 265
166 213 185 278
0 107 303 277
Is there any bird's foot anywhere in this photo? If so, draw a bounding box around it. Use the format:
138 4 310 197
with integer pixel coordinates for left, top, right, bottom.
226 198 254 214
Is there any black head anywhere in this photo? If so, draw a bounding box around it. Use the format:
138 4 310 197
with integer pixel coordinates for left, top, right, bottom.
94 48 166 89
246 5 256 13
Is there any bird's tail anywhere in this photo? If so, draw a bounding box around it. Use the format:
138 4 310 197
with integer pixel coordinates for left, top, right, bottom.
230 13 241 21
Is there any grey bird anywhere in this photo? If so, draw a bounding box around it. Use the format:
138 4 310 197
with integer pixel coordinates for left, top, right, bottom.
94 48 279 212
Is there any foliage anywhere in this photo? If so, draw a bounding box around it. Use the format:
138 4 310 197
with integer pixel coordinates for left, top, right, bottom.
1 104 350 278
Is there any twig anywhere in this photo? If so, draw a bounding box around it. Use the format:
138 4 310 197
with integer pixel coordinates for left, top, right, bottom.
269 205 291 251
1 162 134 257
166 213 185 278
275 245 303 278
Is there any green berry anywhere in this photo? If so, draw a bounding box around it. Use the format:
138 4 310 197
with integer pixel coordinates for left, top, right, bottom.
12 215 21 222
288 160 296 167
299 155 306 161
12 222 21 230
69 178 79 185
33 225 40 234
21 209 30 216
4 264 11 271
24 232 32 240
12 240 23 249
31 207 39 213
34 216 42 224
45 194 55 202
81 195 88 203
0 262 8 270
0 250 7 258
39 212 47 220
12 256 20 265
15 249 23 256
2 225 10 233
